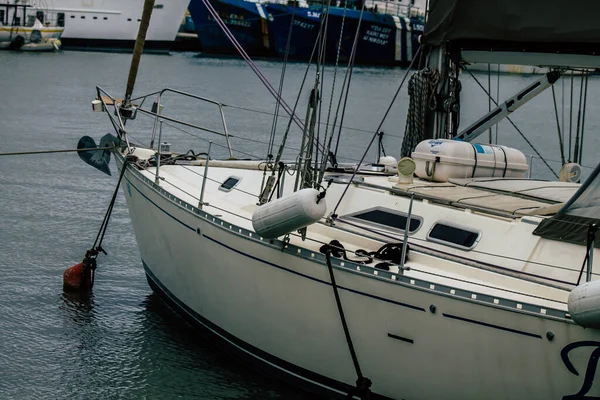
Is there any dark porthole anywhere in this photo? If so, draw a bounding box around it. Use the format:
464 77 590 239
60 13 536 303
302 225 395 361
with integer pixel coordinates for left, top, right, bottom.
345 208 422 234
219 176 240 192
427 223 480 250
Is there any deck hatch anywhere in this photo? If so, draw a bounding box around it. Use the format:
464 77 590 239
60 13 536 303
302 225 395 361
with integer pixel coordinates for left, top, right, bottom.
219 176 241 192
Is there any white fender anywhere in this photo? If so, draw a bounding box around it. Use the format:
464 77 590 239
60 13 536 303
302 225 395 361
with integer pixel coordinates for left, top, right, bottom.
252 188 327 239
568 280 600 329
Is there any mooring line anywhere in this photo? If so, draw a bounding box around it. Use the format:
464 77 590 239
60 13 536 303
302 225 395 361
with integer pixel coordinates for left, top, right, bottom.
0 147 113 157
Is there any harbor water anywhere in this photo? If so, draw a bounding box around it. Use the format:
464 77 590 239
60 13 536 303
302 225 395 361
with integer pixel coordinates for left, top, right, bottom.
1 50 599 399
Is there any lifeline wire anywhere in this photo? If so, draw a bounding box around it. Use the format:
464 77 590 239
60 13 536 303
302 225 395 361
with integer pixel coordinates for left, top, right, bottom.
136 107 364 164
335 217 579 285
0 147 114 156
222 103 405 139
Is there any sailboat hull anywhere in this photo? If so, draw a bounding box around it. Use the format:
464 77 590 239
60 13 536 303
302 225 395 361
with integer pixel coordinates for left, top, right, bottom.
120 159 600 400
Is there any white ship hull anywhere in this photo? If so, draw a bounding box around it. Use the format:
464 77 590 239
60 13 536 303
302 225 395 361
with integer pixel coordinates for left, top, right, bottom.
117 153 600 400
30 0 190 50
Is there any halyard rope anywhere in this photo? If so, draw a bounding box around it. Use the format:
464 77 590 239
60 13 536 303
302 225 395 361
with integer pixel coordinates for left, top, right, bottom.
400 68 440 157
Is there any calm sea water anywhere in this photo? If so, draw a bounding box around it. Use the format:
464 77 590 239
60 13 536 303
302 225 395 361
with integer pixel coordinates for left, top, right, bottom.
1 50 599 399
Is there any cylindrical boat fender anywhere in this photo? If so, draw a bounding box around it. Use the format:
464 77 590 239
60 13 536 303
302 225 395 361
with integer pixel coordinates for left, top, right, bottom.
568 280 600 329
252 188 327 239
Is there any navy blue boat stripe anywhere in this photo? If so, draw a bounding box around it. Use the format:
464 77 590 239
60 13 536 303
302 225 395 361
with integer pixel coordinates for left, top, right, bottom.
442 313 542 339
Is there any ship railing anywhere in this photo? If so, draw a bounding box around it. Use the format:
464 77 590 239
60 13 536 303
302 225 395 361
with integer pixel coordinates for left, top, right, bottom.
133 88 233 159
367 0 424 19
94 86 234 159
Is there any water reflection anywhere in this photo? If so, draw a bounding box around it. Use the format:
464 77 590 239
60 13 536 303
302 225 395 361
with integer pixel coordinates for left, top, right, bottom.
139 293 307 399
59 291 96 326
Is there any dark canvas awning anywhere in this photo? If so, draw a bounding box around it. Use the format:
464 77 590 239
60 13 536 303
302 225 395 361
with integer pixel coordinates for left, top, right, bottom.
423 0 600 61
534 163 600 247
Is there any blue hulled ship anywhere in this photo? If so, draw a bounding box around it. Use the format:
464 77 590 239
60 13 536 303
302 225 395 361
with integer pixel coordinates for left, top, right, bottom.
264 3 321 61
189 0 423 64
265 1 423 65
188 0 272 56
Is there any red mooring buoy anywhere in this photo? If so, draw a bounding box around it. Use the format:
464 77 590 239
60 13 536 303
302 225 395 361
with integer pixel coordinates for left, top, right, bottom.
63 257 95 292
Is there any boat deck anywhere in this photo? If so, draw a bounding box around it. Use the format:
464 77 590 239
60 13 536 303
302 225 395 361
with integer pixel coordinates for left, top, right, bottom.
129 159 578 317
378 176 579 217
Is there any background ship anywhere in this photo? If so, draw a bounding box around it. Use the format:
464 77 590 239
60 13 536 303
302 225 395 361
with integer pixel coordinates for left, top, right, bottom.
188 0 271 56
266 0 423 65
26 0 190 51
189 0 424 65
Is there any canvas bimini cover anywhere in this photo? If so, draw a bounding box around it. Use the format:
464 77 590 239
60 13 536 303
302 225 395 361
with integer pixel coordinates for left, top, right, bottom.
534 163 600 247
423 0 600 67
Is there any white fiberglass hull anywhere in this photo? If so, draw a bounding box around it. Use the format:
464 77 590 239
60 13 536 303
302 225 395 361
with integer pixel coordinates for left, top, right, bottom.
119 159 600 400
31 0 189 50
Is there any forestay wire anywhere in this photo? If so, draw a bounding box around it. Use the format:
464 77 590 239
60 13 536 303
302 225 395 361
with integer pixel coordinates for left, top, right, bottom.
331 46 423 219
199 0 305 131
316 0 350 185
267 0 298 159
331 5 366 160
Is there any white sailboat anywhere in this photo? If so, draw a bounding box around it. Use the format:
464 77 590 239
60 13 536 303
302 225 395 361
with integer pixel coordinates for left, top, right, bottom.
80 0 600 398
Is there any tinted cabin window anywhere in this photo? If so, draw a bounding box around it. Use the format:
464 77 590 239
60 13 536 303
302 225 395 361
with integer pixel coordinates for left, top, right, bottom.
428 223 480 249
220 177 240 192
57 13 65 26
36 11 44 23
349 209 421 233
0 10 5 25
